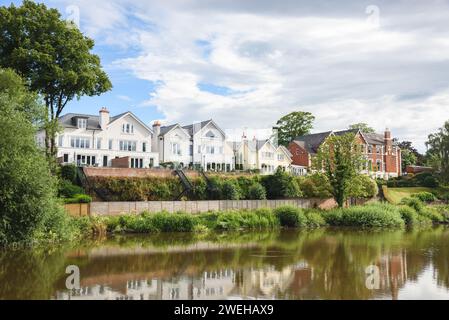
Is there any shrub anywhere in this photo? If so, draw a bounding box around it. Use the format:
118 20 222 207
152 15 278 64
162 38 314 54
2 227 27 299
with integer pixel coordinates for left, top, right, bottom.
262 168 302 199
401 197 424 213
411 192 437 203
221 180 241 200
420 207 445 223
247 183 267 200
305 210 327 228
347 175 379 198
64 194 92 204
297 173 332 198
274 206 307 228
326 203 405 228
398 206 419 225
60 164 78 184
58 179 85 198
422 176 439 188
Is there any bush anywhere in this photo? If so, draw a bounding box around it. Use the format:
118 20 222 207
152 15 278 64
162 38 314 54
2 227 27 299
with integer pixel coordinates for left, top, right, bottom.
400 197 424 213
274 206 307 228
305 210 327 228
411 192 437 203
422 176 439 188
347 175 379 198
247 183 267 200
64 194 92 204
398 206 419 225
58 179 85 198
297 173 332 198
60 164 78 184
262 168 302 199
326 203 405 228
221 180 241 200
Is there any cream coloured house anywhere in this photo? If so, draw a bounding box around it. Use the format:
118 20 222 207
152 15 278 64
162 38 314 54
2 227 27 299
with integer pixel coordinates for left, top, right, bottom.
152 119 235 171
36 108 159 168
233 138 293 175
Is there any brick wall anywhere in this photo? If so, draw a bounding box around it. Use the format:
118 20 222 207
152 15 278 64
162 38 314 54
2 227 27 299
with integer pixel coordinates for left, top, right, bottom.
288 142 310 167
111 157 130 168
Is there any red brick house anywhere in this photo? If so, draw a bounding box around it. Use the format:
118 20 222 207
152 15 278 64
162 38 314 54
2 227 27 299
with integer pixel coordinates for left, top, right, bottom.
288 128 402 179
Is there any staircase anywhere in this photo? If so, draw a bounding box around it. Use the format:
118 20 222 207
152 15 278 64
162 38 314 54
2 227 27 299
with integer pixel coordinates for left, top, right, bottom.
174 169 193 200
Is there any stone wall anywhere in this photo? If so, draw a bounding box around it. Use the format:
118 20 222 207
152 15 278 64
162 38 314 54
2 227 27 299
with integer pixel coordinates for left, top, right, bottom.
87 198 338 216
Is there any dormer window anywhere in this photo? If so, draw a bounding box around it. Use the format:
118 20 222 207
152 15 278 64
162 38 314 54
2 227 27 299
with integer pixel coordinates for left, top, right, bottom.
205 131 215 138
77 118 87 129
122 123 134 134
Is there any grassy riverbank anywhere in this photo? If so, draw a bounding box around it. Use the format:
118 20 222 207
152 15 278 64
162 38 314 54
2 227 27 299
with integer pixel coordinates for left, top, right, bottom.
73 201 449 237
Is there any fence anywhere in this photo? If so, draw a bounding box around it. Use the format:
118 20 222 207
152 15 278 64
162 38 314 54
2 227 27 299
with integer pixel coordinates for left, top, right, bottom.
65 198 341 217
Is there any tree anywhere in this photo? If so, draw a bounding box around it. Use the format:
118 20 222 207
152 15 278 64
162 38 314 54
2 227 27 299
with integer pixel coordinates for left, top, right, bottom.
275 111 315 146
314 133 363 207
348 123 375 133
0 68 70 243
401 149 417 172
398 141 425 166
426 121 449 183
0 0 112 159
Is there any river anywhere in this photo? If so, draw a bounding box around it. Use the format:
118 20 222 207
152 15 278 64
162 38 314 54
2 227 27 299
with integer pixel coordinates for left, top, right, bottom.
1 227 448 300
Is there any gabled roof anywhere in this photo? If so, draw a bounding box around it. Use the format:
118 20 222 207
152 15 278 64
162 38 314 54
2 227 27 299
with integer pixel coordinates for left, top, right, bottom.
293 131 333 154
278 145 293 157
361 132 385 145
158 123 190 138
182 120 213 136
333 128 360 136
58 111 153 134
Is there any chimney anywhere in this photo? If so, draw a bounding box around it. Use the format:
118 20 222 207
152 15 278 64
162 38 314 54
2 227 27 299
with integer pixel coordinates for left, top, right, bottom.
99 107 110 130
385 128 392 154
152 120 161 153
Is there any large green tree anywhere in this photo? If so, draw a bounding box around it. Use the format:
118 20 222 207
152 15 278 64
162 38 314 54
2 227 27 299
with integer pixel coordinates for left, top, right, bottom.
275 111 315 146
426 121 449 183
0 68 69 243
314 133 363 207
348 123 375 133
0 0 112 159
398 141 425 167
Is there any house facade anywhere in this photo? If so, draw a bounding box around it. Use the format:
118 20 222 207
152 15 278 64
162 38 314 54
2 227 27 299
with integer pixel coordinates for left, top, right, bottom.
37 108 160 168
233 138 293 175
152 119 235 171
289 128 402 179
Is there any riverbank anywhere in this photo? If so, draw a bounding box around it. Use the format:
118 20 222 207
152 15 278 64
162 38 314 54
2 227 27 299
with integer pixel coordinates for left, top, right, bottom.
73 201 449 237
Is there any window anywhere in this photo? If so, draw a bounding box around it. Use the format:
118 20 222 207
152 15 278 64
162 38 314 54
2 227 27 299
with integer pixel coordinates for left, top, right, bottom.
206 146 215 154
131 158 144 168
189 145 193 156
376 146 381 154
171 143 181 155
262 152 274 159
205 130 215 138
368 146 373 153
97 138 102 150
198 145 202 153
109 139 113 150
70 137 91 149
278 154 284 161
77 118 87 129
58 135 64 147
76 155 96 166
376 160 382 172
63 154 69 163
142 142 147 152
119 140 137 151
122 123 134 134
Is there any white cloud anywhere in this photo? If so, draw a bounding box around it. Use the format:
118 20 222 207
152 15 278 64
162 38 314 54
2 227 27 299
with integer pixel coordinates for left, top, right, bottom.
50 0 449 151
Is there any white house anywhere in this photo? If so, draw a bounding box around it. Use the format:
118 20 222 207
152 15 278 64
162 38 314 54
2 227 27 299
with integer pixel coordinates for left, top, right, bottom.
233 138 293 175
152 119 235 171
37 108 159 168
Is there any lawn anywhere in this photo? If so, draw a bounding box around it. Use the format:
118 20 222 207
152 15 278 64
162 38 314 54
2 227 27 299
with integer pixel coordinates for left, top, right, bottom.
383 187 434 204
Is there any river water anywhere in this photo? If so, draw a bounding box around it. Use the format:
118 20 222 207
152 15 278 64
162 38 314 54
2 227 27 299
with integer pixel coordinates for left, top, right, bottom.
1 227 448 300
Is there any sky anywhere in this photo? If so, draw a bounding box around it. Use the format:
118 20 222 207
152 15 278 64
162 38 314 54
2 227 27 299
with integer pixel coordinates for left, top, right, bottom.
2 0 449 151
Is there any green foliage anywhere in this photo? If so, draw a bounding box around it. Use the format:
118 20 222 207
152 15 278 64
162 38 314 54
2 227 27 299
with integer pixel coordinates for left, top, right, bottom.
347 175 379 199
348 123 375 133
422 176 439 188
276 111 315 147
401 149 417 172
305 210 327 228
411 192 437 203
262 168 301 199
63 194 92 204
221 180 241 200
400 197 424 213
401 197 446 224
274 206 307 228
398 206 419 225
247 183 267 200
297 173 332 198
326 203 405 228
0 1 112 157
58 179 85 198
425 120 449 183
314 133 363 207
0 68 71 243
60 164 78 184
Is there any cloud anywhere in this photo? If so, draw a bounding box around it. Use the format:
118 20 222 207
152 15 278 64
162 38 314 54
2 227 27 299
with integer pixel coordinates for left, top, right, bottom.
49 0 449 151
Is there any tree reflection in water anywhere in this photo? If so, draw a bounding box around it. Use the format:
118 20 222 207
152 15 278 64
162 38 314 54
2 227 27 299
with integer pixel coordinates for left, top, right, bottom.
0 227 448 300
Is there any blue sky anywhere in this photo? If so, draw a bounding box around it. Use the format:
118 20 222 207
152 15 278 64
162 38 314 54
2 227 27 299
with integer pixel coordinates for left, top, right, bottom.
2 0 449 151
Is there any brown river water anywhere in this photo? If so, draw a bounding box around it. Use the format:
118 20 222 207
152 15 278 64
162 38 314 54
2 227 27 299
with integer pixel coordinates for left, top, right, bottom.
1 227 448 300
